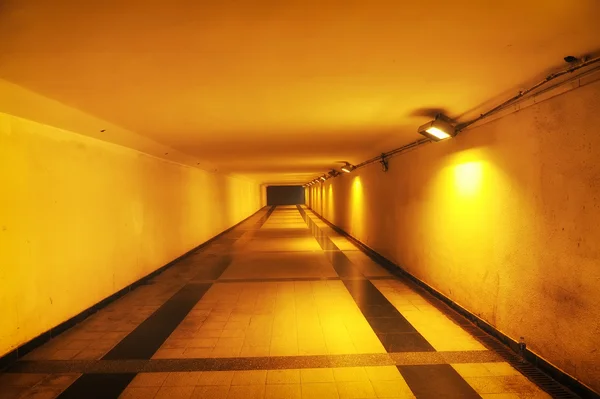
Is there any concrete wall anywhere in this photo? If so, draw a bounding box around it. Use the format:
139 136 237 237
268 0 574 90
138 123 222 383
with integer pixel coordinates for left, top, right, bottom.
0 113 261 358
307 79 600 392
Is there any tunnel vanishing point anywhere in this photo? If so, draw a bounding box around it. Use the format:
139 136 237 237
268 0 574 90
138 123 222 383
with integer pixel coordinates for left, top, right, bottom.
1 1 600 398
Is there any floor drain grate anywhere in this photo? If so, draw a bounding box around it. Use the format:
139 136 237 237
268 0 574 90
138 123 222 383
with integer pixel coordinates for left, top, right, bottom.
431 301 583 398
388 282 585 398
312 210 596 399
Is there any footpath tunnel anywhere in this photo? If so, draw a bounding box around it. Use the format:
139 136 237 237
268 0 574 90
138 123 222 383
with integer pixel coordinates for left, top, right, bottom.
1 1 599 398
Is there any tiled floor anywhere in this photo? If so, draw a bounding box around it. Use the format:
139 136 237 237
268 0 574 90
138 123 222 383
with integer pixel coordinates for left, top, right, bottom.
0 206 553 398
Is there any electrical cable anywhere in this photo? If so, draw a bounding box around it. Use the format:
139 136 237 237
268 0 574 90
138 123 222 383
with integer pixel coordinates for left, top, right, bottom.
307 55 600 182
456 55 600 131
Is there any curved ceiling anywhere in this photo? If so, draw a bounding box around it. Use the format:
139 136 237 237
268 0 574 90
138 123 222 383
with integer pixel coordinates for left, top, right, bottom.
1 0 599 183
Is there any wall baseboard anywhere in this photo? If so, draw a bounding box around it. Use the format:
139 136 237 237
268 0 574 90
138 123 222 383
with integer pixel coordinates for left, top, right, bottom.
0 206 266 371
306 206 600 399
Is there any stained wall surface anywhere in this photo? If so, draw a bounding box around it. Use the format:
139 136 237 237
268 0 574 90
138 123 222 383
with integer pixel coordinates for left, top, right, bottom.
306 80 600 392
0 113 261 357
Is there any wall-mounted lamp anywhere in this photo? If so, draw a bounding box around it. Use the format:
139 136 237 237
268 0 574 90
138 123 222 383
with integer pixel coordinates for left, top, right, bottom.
341 162 356 173
417 114 456 142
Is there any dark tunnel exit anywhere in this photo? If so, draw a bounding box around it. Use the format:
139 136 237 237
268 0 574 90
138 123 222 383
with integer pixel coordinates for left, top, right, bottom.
266 185 305 205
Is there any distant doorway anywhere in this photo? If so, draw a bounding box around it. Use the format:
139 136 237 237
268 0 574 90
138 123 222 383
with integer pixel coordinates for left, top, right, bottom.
266 186 305 205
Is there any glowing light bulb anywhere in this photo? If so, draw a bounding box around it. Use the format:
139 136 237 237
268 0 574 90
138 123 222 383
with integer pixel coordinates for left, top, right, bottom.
425 127 451 140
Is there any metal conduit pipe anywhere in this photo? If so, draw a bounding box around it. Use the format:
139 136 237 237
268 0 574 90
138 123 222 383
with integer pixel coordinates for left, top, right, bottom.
306 55 600 182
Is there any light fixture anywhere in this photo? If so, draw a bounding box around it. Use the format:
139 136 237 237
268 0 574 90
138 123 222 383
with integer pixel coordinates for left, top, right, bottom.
341 162 355 173
417 114 456 142
320 176 327 181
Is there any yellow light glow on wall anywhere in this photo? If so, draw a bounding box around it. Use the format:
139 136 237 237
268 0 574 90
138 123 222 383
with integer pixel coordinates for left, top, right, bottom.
326 183 334 220
350 176 365 238
321 184 326 215
454 161 484 197
421 151 505 280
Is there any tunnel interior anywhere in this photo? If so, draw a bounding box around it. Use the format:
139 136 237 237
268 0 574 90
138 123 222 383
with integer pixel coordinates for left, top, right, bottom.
1 1 600 398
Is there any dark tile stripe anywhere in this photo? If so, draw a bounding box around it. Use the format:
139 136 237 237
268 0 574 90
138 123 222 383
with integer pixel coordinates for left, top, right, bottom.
398 365 481 399
297 206 484 398
192 254 233 280
57 374 135 399
324 250 363 277
103 283 213 360
56 207 276 398
0 207 269 372
10 350 501 374
296 206 434 353
102 207 277 360
56 283 214 397
255 206 277 226
306 207 593 399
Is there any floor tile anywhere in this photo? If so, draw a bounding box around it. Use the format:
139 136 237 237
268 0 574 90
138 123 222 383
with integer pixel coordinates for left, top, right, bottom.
370 380 414 398
0 373 47 387
336 381 377 398
191 386 230 399
119 386 160 399
55 374 136 398
163 372 202 386
154 385 194 399
332 367 369 382
265 384 301 399
38 374 79 389
0 387 29 399
484 363 523 377
452 363 495 378
398 365 480 398
197 371 235 386
227 385 265 399
301 382 339 399
300 368 335 383
364 366 404 382
464 376 510 394
232 370 267 385
267 370 301 385
0 207 557 399
128 373 169 387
